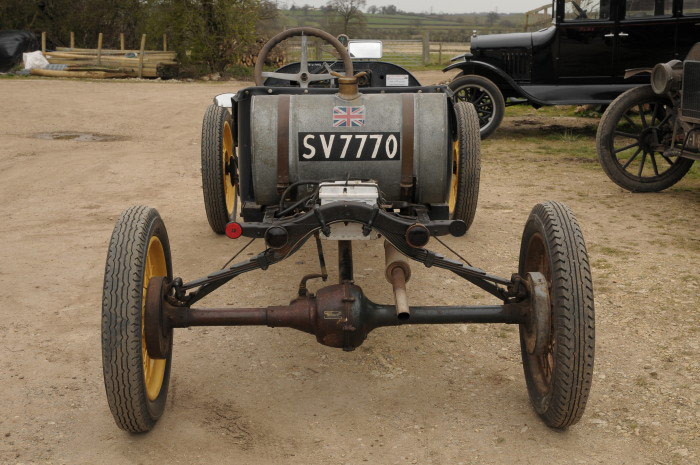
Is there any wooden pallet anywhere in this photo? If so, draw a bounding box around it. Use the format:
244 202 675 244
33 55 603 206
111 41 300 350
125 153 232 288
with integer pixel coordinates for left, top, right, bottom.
41 32 178 79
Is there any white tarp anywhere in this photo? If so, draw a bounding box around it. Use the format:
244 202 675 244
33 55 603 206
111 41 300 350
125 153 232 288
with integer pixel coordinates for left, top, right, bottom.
23 50 49 70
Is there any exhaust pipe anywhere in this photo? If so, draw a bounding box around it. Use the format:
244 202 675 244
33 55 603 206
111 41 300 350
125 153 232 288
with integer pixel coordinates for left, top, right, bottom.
384 241 411 320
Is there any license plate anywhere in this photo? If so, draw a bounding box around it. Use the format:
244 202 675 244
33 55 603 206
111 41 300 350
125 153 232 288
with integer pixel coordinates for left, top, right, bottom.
298 132 401 161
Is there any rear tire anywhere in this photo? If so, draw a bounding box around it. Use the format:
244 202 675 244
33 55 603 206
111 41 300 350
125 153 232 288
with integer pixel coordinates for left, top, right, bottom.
449 74 505 139
449 101 481 231
102 206 173 432
202 104 237 234
518 201 595 429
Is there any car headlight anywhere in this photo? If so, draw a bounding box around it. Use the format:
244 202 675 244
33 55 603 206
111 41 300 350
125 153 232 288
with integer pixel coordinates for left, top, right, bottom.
651 60 682 95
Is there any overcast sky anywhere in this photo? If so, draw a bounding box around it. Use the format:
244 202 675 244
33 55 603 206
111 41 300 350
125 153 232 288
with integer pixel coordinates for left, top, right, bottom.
283 0 549 14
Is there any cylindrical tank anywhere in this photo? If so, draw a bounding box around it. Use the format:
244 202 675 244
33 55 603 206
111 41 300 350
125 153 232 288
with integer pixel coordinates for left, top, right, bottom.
249 92 451 205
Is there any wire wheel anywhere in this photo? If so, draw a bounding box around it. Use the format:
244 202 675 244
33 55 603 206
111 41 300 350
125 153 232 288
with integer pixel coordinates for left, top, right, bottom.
596 86 694 192
456 85 494 126
449 75 505 139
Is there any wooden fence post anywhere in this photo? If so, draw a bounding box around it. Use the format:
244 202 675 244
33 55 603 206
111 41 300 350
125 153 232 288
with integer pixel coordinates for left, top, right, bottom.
422 31 430 66
138 34 146 78
97 32 103 66
315 39 321 60
41 32 46 55
163 34 167 52
438 42 442 65
70 31 75 49
120 33 125 51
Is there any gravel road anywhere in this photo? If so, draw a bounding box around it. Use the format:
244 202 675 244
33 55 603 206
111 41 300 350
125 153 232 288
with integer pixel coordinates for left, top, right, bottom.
0 72 697 464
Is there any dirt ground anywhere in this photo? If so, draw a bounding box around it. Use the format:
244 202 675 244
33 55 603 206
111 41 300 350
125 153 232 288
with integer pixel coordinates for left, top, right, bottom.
0 71 698 465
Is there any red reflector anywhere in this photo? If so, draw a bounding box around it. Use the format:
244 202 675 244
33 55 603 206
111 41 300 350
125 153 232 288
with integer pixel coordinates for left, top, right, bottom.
225 222 243 239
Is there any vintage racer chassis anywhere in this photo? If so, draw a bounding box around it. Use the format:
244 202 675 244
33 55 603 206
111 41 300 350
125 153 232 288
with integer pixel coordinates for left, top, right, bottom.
102 27 595 435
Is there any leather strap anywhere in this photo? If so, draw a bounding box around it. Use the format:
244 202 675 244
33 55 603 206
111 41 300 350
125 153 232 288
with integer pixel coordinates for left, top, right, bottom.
400 93 415 200
276 95 291 190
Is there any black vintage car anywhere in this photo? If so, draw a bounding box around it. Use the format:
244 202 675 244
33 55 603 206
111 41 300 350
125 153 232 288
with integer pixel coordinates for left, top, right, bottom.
446 0 700 138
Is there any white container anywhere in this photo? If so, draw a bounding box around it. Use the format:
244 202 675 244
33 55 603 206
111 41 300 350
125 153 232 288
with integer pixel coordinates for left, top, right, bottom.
318 181 380 240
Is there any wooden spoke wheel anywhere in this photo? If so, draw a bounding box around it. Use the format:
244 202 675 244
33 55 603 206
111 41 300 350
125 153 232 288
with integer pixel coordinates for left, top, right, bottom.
596 85 694 192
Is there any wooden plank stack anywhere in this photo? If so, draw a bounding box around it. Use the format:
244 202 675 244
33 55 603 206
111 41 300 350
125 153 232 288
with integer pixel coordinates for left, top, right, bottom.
38 32 179 79
239 37 286 68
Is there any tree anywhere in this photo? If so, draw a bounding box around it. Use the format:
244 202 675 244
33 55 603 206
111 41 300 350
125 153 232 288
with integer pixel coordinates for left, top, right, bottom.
143 0 261 73
486 11 499 26
326 0 366 36
381 5 398 15
499 18 514 28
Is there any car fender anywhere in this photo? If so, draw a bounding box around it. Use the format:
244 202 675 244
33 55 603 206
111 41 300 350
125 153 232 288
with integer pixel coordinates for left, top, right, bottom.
443 60 548 106
624 68 652 79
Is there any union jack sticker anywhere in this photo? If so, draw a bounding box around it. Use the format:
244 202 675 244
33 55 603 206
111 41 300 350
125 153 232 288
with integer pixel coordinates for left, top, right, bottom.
332 105 365 127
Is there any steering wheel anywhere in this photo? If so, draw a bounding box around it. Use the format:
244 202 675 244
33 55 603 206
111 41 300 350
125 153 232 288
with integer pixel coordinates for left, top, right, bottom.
254 27 354 88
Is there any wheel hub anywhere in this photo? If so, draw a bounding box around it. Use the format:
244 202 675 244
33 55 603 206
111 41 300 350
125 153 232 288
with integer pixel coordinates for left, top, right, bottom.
639 127 660 152
523 272 551 356
145 276 173 359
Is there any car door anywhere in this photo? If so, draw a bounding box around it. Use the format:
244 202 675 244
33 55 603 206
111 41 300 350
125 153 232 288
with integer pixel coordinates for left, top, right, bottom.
557 0 617 82
677 0 700 58
616 0 676 81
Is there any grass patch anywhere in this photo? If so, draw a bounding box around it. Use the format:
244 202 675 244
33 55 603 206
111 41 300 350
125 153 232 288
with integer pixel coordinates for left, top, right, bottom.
592 245 639 258
684 162 700 179
506 105 603 119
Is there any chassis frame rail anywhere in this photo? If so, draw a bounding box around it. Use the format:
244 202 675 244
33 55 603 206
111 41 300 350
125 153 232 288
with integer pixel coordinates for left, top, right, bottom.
172 201 524 306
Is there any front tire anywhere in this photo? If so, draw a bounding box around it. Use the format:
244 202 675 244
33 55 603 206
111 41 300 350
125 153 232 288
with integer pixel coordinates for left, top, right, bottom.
202 104 237 234
449 101 481 230
449 74 505 139
596 85 694 192
102 206 173 432
518 202 595 429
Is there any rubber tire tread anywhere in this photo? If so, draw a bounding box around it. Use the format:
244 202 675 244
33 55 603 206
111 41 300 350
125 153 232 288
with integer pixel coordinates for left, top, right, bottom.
452 101 481 230
449 74 505 139
519 201 595 429
102 206 173 433
596 85 694 192
201 104 233 234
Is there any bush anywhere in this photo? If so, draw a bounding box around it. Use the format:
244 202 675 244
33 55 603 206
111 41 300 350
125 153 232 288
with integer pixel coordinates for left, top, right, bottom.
0 0 263 74
145 0 260 74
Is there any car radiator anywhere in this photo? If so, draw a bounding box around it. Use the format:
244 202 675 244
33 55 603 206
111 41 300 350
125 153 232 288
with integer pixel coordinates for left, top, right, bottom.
681 60 700 124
